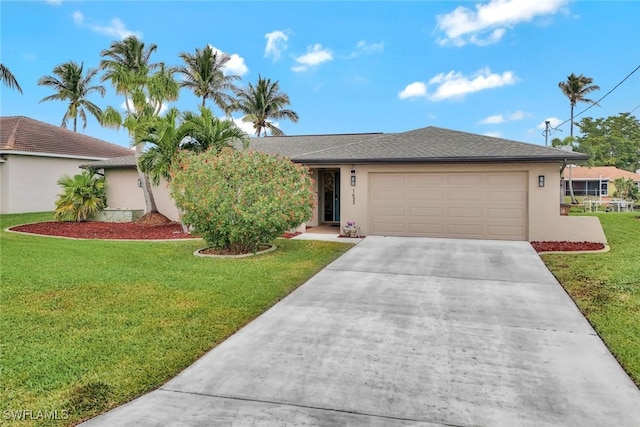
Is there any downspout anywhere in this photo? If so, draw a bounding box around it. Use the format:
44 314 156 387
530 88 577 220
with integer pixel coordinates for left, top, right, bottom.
560 160 567 204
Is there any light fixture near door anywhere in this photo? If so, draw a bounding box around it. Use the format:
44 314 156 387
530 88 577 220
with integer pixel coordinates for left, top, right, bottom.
538 175 545 187
350 165 356 186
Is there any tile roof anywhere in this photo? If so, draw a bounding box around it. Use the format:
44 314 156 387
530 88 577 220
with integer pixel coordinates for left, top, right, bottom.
83 126 590 169
0 116 132 159
566 166 640 181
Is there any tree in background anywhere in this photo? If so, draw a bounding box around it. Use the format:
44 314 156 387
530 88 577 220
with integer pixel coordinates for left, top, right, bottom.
37 61 105 131
558 73 600 203
0 63 23 93
100 36 179 223
613 177 639 201
233 75 299 137
575 113 640 172
176 45 240 111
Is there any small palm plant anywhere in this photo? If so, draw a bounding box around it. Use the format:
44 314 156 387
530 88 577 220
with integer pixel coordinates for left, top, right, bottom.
54 170 106 222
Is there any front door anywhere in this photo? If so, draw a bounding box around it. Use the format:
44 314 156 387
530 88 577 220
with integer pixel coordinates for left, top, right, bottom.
322 170 340 223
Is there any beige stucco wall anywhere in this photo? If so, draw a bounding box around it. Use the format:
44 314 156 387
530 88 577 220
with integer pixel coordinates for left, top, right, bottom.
333 162 606 244
0 154 102 214
101 162 606 243
104 169 180 221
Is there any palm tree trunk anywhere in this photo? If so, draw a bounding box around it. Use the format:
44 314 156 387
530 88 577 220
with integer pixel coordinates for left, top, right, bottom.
134 144 159 213
568 103 578 204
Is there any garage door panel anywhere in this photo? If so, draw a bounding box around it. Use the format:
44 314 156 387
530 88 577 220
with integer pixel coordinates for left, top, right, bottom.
372 174 405 187
408 223 446 234
446 174 481 186
407 174 443 186
369 172 527 240
447 190 483 201
446 207 483 218
488 208 525 219
489 191 525 202
408 207 444 217
407 190 443 201
446 224 484 236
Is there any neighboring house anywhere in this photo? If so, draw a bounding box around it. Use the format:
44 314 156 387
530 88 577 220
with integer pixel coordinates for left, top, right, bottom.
563 165 640 197
0 116 132 214
85 126 607 243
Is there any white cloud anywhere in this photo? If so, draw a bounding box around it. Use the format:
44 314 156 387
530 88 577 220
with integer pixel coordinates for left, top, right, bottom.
209 45 249 76
398 82 428 99
479 110 527 124
46 0 63 5
479 114 505 124
427 68 517 101
72 11 141 39
264 30 289 61
538 117 563 130
121 99 168 115
484 131 503 138
350 40 384 57
292 44 333 72
436 0 568 46
230 117 257 135
231 116 278 136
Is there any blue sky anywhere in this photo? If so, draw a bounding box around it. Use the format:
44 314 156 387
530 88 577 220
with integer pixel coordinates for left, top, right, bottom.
1 0 639 148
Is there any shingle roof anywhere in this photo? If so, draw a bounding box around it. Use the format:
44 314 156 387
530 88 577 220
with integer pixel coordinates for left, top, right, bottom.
83 126 589 169
0 116 132 159
247 126 589 164
566 165 640 181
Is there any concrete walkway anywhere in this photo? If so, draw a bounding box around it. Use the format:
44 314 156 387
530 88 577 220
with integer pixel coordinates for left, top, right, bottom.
83 237 640 426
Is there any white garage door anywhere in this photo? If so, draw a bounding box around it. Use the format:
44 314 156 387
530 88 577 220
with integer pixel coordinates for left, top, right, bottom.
369 172 527 240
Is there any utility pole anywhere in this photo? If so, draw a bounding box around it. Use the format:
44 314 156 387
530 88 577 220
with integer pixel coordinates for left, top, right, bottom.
544 120 550 146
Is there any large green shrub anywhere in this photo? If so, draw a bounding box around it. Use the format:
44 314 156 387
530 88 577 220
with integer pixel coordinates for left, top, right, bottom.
170 147 314 253
54 170 106 221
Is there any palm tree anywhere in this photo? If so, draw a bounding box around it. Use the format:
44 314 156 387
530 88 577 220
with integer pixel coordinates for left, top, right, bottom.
233 75 299 137
0 63 23 93
138 106 249 185
558 73 600 203
37 61 105 131
179 106 249 153
53 170 106 222
558 73 600 138
137 108 182 186
176 45 240 111
100 36 179 220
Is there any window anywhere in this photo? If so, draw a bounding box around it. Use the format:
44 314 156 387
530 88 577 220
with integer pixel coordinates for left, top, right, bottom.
600 181 608 196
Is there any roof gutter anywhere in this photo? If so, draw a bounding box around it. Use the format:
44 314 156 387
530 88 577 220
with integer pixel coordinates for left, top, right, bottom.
293 155 589 165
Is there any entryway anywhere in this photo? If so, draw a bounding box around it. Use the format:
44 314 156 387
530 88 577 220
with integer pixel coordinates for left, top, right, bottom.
320 169 340 225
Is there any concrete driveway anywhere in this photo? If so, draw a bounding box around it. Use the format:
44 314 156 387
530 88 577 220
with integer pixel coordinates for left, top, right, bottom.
83 236 640 426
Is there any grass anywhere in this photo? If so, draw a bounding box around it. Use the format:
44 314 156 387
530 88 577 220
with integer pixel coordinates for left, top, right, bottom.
541 212 640 386
0 212 353 426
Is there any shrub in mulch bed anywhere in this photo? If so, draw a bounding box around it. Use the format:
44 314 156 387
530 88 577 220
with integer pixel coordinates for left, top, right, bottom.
530 241 605 253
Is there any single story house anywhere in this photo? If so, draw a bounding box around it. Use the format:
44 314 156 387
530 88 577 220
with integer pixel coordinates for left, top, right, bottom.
84 126 607 243
0 116 132 214
563 165 640 197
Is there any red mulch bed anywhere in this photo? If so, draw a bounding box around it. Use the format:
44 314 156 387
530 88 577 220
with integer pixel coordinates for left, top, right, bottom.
531 241 605 253
9 221 194 240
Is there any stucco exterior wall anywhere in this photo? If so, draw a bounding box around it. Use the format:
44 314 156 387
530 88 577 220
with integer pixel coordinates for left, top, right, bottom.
104 168 180 221
335 162 606 244
0 154 100 214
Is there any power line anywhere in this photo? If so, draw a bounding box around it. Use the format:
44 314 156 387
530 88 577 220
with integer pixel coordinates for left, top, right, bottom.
554 64 640 130
628 104 640 114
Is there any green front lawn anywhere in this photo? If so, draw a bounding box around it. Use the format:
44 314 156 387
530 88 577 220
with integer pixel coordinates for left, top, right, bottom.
542 212 640 386
0 212 352 426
